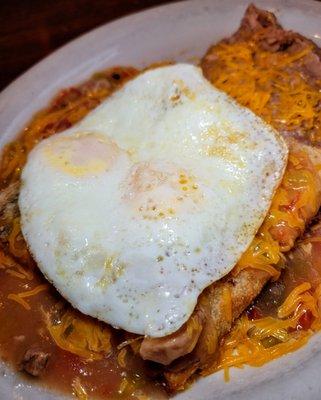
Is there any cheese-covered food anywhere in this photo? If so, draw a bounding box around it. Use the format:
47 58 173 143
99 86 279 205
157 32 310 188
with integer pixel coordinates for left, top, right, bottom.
19 64 287 337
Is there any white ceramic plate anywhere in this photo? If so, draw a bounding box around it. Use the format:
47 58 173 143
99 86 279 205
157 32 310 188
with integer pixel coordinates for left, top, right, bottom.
1 1 321 399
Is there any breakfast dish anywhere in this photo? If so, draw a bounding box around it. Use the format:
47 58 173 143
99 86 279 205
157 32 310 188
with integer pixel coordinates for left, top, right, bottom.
1 3 321 400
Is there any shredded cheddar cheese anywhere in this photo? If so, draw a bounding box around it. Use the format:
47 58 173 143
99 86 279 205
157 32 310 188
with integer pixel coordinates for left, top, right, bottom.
47 309 112 361
117 348 128 368
117 336 143 351
5 269 27 280
0 250 33 280
278 282 317 319
117 376 151 400
7 294 31 310
72 377 88 400
7 284 48 310
234 150 319 280
118 378 130 395
17 283 48 298
206 282 320 378
205 39 321 143
201 31 321 381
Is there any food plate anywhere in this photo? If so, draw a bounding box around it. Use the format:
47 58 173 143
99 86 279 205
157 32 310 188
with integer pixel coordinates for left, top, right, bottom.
1 0 321 399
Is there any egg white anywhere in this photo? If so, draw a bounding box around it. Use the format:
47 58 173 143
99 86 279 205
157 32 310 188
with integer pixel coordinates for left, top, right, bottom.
19 64 288 337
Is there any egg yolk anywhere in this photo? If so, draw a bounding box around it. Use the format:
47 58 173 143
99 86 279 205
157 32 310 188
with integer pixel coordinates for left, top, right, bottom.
124 162 202 220
44 133 120 177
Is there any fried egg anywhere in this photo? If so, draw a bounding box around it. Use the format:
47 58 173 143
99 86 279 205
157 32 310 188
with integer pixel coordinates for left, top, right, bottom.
19 64 288 337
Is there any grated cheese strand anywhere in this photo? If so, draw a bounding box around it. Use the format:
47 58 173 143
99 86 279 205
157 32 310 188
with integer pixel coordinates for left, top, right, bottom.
7 284 48 310
7 294 31 310
47 309 112 361
5 269 27 280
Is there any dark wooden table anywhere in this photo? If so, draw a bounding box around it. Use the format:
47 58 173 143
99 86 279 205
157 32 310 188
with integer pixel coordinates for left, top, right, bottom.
0 0 177 91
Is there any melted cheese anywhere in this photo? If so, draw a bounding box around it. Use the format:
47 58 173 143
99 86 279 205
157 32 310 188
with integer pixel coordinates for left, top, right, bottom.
7 284 48 310
234 150 319 279
206 40 321 143
206 282 321 379
47 309 112 361
202 34 321 380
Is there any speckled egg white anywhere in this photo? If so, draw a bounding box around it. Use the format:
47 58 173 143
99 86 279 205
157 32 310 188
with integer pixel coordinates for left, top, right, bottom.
19 64 287 337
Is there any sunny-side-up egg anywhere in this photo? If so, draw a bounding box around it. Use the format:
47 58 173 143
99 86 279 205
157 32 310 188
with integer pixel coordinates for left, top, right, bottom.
19 64 288 337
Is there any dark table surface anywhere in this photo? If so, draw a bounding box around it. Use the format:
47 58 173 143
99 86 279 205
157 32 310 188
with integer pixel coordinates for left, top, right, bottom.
0 0 176 91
